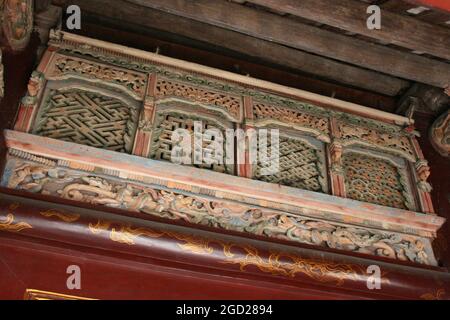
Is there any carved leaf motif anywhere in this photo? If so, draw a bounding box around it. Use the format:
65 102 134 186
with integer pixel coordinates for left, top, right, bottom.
155 79 242 120
51 57 147 98
253 102 329 137
339 123 415 160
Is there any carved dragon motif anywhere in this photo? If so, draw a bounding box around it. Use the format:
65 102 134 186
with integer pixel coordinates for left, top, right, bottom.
8 162 432 265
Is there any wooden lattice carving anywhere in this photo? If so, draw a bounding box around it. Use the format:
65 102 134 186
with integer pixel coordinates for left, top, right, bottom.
150 112 233 174
254 136 327 193
33 89 138 153
343 152 412 210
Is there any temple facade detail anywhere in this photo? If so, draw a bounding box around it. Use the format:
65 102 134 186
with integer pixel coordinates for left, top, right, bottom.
1 30 445 267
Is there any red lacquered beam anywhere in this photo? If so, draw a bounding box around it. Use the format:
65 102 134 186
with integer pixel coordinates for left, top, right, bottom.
1 190 449 299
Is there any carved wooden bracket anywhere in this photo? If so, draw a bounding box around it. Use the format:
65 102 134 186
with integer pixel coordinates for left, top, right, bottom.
430 109 450 158
0 0 34 52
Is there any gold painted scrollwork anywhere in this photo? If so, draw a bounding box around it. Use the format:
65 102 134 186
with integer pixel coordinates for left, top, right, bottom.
0 208 32 232
40 209 80 222
87 218 369 286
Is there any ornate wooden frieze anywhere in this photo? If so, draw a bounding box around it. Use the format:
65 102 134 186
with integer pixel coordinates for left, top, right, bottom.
155 77 243 121
430 109 450 158
0 0 33 52
47 55 147 100
3 157 436 265
251 101 330 142
3 191 450 299
338 122 416 161
1 131 446 266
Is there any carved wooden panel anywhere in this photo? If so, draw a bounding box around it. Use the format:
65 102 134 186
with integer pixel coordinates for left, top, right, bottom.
252 102 330 140
254 136 327 193
48 55 147 100
150 111 234 174
33 88 138 153
342 152 412 210
339 123 415 161
155 77 242 121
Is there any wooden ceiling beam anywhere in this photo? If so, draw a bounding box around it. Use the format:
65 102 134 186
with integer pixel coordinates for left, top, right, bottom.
122 0 450 89
76 18 398 111
52 0 408 96
245 0 450 61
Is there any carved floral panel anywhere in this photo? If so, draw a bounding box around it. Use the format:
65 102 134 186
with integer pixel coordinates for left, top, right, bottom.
252 102 330 141
155 77 242 121
339 123 415 161
48 55 147 100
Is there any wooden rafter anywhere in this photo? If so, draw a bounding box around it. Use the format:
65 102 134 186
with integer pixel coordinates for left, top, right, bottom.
246 0 450 60
56 0 409 96
121 0 450 88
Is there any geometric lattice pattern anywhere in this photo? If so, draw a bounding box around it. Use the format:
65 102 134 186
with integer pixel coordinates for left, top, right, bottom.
343 153 407 209
254 137 324 192
150 112 232 174
34 90 136 153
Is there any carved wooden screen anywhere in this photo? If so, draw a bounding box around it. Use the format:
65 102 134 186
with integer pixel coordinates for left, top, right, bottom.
254 133 328 193
249 98 330 193
149 110 235 174
148 75 241 175
342 151 414 210
33 85 139 153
